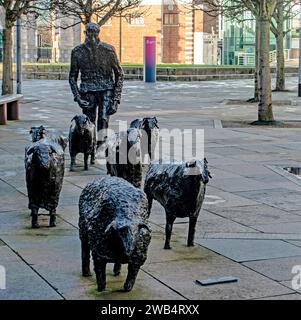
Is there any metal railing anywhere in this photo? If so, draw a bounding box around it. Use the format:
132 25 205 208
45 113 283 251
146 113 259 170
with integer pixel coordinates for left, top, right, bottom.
235 49 291 66
235 52 255 66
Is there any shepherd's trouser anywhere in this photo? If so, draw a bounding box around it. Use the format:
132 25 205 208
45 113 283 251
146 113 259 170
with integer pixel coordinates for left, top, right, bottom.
81 90 113 145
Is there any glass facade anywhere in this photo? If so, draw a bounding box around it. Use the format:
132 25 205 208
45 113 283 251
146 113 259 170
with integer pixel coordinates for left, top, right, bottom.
222 11 280 65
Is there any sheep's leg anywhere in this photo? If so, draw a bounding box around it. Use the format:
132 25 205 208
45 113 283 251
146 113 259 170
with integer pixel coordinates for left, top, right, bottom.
164 215 176 250
90 151 95 165
146 195 153 218
70 154 76 171
106 162 111 175
81 236 92 277
94 260 107 292
187 216 197 247
113 262 122 276
49 209 56 228
84 153 89 171
124 263 140 292
31 208 39 229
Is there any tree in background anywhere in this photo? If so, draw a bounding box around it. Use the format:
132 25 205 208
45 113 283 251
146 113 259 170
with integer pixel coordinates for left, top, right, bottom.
54 0 144 27
200 0 278 123
0 0 53 95
271 0 300 92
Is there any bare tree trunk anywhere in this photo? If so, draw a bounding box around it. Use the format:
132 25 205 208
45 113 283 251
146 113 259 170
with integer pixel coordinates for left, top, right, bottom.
275 33 285 91
254 17 260 101
275 5 285 91
2 24 14 95
258 17 274 122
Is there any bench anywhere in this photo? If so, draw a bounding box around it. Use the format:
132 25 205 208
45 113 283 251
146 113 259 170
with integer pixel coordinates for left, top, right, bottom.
0 94 23 125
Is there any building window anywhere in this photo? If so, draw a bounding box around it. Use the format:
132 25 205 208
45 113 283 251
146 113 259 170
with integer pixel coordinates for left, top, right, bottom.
164 13 179 26
129 15 144 25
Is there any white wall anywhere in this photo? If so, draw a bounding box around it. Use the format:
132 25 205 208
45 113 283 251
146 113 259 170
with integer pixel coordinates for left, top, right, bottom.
194 32 203 64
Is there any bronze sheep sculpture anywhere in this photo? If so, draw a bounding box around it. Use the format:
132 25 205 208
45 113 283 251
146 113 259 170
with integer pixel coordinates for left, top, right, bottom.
106 128 143 188
25 127 67 228
130 117 159 162
79 176 151 292
144 159 211 249
69 114 97 171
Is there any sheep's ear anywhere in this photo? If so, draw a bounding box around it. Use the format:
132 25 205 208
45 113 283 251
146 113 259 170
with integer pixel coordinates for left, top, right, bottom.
71 115 78 122
29 129 33 134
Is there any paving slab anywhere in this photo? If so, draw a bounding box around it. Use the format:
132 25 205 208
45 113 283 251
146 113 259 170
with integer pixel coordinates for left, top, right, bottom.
148 205 257 234
235 188 301 211
204 232 301 240
239 144 291 155
57 205 80 228
203 188 259 209
143 252 293 300
0 210 77 236
287 240 301 248
84 270 186 300
197 239 301 262
206 205 301 227
1 233 184 300
58 182 83 207
64 174 105 189
257 293 301 300
243 256 301 281
205 154 246 167
197 210 258 234
251 222 301 234
0 246 62 300
244 173 290 184
211 177 281 192
145 229 210 264
208 167 243 180
215 163 279 176
0 181 28 212
280 280 301 294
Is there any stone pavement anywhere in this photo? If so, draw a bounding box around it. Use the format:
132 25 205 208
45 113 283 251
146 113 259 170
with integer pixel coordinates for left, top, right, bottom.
1 78 301 300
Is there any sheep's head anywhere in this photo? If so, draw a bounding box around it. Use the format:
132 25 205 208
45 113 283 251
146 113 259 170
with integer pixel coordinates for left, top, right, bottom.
142 117 159 130
185 158 212 184
105 218 150 258
71 114 91 135
27 143 57 169
30 126 46 142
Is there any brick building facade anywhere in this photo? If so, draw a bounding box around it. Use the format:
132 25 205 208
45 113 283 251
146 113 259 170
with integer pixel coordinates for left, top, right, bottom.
0 1 218 65
53 0 219 64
